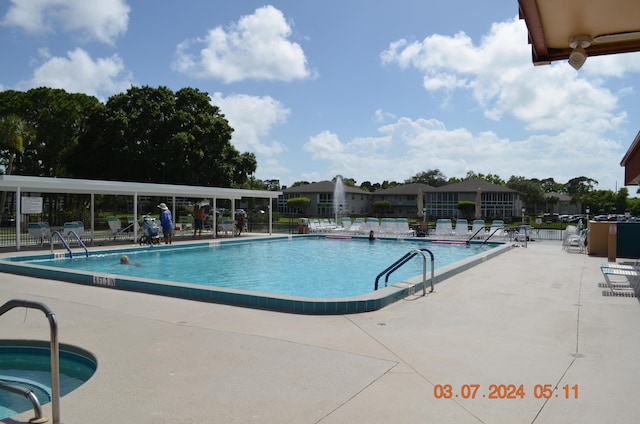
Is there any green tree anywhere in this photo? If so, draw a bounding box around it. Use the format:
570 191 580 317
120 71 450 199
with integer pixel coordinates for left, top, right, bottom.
539 177 563 193
0 114 31 176
373 200 391 216
457 200 476 219
0 88 102 177
506 176 545 212
69 86 254 186
615 187 629 214
286 197 310 215
563 176 598 206
405 169 447 187
0 114 33 213
332 175 357 187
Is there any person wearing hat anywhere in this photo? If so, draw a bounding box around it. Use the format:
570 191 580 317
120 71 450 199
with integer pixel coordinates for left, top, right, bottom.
157 202 173 244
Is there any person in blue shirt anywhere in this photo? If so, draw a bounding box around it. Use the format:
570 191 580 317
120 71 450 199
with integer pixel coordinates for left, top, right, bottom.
157 202 173 244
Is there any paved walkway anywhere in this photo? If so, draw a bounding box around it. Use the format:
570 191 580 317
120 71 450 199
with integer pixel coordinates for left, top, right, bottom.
1 239 639 424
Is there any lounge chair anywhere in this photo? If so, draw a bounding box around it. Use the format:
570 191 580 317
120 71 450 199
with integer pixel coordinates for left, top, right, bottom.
63 221 93 243
220 219 236 235
379 218 396 235
27 222 51 246
470 220 486 239
563 229 588 253
365 217 380 234
454 219 469 238
394 218 415 237
601 259 640 271
434 219 454 237
601 267 640 295
107 217 136 240
347 218 365 235
514 225 535 242
488 220 506 239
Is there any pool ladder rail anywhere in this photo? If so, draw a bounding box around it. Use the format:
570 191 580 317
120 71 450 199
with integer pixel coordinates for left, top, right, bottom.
0 299 61 424
51 230 88 258
0 380 47 423
375 248 435 295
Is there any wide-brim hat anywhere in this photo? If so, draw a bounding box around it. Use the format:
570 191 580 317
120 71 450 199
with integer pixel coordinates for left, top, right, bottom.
157 203 168 210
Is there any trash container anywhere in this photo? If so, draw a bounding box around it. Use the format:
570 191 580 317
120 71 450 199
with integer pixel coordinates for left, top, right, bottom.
298 218 309 234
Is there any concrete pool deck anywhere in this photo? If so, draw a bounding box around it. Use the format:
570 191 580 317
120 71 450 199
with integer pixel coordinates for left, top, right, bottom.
1 236 639 423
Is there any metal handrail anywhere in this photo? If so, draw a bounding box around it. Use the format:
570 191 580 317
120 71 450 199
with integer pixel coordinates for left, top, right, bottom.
375 248 435 295
0 380 46 423
65 230 89 257
481 226 504 246
0 299 61 424
467 226 487 244
50 231 73 257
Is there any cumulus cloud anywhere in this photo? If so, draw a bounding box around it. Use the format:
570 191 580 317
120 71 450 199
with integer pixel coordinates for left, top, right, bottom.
380 17 633 134
173 5 311 83
210 92 290 156
303 117 625 190
17 48 134 99
2 0 130 44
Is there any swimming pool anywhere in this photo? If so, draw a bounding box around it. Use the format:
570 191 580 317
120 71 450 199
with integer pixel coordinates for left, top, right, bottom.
0 235 512 314
0 340 97 420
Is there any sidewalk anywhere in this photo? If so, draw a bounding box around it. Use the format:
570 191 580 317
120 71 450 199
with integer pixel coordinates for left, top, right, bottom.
1 239 639 423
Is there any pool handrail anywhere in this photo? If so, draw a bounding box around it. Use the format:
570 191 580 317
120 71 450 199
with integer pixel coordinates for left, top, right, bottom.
0 299 61 424
51 230 73 257
480 225 504 246
374 248 435 295
0 380 45 422
65 230 89 258
467 226 486 243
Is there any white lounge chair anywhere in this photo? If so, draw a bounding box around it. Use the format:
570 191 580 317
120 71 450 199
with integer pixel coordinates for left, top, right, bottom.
378 218 396 235
107 216 136 240
27 222 51 246
64 221 92 243
347 218 365 235
434 219 453 237
454 219 469 238
514 225 535 242
488 220 505 239
470 220 486 239
601 267 640 295
220 219 236 235
396 218 412 236
365 217 380 234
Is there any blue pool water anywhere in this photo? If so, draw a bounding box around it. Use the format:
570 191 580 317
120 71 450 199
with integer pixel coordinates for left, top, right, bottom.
0 342 97 420
24 236 495 298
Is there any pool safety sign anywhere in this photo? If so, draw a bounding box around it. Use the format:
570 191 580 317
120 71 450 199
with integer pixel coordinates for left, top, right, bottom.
21 196 43 214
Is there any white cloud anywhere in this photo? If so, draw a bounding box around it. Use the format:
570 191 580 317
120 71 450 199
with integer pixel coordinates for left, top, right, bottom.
2 0 130 44
210 92 290 156
302 117 625 190
17 48 134 99
380 17 634 134
173 5 311 83
373 108 396 123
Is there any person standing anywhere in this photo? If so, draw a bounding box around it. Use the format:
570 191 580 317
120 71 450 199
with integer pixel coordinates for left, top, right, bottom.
235 211 245 236
158 202 173 244
193 204 205 238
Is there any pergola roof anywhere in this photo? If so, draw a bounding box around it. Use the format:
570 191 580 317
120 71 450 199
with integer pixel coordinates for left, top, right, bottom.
518 0 640 65
0 175 282 200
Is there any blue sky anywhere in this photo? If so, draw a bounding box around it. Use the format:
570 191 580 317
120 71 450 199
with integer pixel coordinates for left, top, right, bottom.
1 0 640 192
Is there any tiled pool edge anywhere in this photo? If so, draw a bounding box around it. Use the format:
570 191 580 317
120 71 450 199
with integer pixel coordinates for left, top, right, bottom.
0 236 514 315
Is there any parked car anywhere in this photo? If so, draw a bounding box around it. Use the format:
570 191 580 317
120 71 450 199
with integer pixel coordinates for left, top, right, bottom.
0 215 15 227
